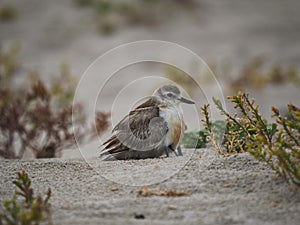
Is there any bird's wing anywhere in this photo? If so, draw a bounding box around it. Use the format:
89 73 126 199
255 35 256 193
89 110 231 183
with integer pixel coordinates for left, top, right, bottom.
100 99 168 157
112 97 161 133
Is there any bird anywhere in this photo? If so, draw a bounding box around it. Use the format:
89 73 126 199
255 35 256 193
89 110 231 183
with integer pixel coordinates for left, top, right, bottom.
100 84 195 160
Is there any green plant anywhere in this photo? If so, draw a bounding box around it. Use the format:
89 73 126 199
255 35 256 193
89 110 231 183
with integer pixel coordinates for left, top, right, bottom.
211 93 277 154
182 130 208 149
201 92 300 185
257 104 300 185
182 120 226 152
0 171 52 225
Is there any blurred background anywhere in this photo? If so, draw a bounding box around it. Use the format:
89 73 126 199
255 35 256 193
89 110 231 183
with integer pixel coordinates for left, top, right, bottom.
1 0 300 158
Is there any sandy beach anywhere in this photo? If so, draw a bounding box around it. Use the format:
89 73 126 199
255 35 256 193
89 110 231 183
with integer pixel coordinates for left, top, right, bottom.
1 149 299 225
1 0 300 224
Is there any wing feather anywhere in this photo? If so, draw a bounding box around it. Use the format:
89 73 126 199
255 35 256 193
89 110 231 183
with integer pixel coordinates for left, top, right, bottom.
100 98 168 159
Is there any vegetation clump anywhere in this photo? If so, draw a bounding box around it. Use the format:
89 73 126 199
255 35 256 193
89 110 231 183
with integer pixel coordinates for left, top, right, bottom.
183 91 299 185
0 44 110 159
192 92 300 185
0 171 52 225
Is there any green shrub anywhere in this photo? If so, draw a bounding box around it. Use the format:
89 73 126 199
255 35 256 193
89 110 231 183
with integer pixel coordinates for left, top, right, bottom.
182 130 208 149
200 92 300 185
182 119 226 153
0 171 52 225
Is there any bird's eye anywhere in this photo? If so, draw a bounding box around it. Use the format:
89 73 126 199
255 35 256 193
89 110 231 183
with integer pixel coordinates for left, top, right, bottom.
167 93 173 97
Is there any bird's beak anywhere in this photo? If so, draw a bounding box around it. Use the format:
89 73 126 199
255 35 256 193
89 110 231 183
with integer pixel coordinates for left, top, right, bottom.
179 97 195 104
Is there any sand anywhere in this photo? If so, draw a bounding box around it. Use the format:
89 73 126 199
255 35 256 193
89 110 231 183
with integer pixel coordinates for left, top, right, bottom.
1 149 299 225
1 0 300 224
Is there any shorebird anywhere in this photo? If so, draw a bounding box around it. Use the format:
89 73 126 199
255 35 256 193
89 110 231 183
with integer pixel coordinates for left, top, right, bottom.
100 84 195 160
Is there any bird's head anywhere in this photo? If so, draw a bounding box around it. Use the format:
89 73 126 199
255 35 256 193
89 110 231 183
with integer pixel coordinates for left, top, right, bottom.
154 85 195 105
